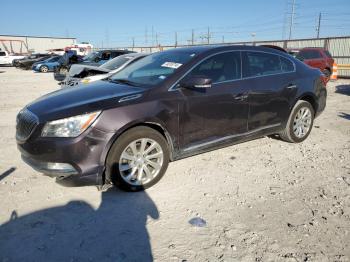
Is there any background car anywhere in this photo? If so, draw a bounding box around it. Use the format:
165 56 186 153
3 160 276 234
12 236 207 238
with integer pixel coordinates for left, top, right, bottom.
13 53 49 67
61 53 148 87
0 51 26 66
16 54 53 70
53 49 135 82
295 47 334 78
32 56 61 72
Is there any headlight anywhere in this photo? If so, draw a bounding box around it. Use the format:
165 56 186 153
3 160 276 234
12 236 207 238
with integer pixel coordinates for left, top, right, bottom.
41 111 101 137
36 64 41 68
81 78 91 84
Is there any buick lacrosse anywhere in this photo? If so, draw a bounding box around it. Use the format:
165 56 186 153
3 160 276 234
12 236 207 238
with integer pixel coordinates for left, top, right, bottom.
16 45 326 191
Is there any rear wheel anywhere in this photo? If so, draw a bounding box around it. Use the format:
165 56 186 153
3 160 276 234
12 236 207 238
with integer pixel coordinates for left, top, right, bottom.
40 65 49 73
106 126 170 191
279 100 314 143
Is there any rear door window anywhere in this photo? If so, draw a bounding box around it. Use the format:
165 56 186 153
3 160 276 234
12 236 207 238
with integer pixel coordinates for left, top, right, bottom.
280 56 295 72
101 52 111 60
187 51 241 83
243 52 282 77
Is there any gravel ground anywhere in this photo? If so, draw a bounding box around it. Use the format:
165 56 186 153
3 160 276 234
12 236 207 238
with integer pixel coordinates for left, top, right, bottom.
0 67 349 262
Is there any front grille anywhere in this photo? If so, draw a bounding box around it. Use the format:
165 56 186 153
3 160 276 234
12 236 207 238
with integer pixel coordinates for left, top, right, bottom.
16 109 39 141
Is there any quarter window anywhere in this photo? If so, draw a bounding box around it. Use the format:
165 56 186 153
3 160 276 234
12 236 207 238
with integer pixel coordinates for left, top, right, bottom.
244 52 282 77
280 56 294 72
186 52 241 83
0 52 6 56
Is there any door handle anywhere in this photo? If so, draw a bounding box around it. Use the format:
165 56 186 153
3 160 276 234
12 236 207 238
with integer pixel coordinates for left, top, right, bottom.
233 93 248 101
286 84 297 89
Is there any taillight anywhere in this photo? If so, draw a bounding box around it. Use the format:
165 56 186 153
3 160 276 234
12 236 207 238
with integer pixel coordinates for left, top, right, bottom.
320 74 328 86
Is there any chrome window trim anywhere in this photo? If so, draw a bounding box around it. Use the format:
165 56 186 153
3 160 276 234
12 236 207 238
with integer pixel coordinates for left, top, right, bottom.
168 49 296 92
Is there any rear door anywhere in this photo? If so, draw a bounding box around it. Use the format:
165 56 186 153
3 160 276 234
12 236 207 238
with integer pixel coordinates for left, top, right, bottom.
242 51 297 130
180 51 249 149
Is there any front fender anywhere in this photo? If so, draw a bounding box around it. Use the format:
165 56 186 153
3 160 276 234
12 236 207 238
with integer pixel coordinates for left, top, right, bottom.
94 99 179 170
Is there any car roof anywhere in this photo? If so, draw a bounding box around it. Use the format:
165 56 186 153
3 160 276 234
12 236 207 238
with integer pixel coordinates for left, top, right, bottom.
161 44 289 56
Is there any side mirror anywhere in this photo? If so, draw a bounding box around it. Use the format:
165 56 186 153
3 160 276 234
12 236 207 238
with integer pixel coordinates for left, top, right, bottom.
180 76 212 89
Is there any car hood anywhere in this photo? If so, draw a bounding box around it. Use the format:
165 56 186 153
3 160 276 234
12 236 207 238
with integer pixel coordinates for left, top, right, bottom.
69 64 110 77
27 80 146 122
21 58 43 63
32 61 45 66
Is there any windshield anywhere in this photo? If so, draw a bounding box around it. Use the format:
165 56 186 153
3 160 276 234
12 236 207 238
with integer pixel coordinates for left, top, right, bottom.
44 56 59 63
109 51 197 86
83 52 99 62
100 55 132 70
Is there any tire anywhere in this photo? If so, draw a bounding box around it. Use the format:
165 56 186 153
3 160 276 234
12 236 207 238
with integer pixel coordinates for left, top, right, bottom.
323 68 331 78
279 100 315 143
106 126 170 192
40 65 49 73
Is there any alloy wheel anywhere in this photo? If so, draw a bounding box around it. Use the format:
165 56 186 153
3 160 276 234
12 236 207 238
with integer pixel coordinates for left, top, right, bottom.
293 107 312 138
119 138 164 186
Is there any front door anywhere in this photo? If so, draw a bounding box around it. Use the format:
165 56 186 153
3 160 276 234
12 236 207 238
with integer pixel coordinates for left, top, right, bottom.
179 51 249 150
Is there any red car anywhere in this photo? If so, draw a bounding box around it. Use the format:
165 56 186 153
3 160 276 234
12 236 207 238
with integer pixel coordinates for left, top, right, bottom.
295 48 334 78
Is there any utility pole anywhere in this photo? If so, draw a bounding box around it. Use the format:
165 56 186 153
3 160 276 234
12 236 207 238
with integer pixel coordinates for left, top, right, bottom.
156 33 158 46
191 29 194 45
251 33 256 43
145 27 148 45
207 27 210 44
151 26 154 46
105 28 110 48
316 12 322 38
175 32 178 47
222 35 225 43
132 37 135 50
288 0 296 40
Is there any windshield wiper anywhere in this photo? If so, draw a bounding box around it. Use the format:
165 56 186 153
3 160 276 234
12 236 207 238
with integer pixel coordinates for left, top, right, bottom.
107 78 139 87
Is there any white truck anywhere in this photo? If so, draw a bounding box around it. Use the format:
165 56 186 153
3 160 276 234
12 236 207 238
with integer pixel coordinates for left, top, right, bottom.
0 50 26 66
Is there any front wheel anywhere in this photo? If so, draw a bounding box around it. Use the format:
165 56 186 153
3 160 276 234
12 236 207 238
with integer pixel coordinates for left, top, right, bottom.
279 100 315 143
106 126 170 191
40 65 49 73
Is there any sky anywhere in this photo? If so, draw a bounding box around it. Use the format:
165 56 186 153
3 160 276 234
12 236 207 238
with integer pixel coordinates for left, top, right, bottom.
1 0 350 48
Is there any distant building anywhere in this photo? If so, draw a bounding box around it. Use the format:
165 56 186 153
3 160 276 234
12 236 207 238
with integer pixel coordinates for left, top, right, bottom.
0 34 76 53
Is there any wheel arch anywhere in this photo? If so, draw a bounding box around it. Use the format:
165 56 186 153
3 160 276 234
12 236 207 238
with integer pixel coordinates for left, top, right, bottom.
40 64 49 72
295 93 318 115
102 121 176 184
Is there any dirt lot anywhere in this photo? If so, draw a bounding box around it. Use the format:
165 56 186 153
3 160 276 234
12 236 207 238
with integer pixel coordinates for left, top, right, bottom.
0 67 349 261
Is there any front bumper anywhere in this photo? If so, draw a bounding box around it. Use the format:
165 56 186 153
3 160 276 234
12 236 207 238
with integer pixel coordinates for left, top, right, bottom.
32 65 40 71
17 126 115 186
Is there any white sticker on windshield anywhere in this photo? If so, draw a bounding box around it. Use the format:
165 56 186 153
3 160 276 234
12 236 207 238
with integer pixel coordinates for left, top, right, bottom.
161 62 182 69
159 75 166 79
